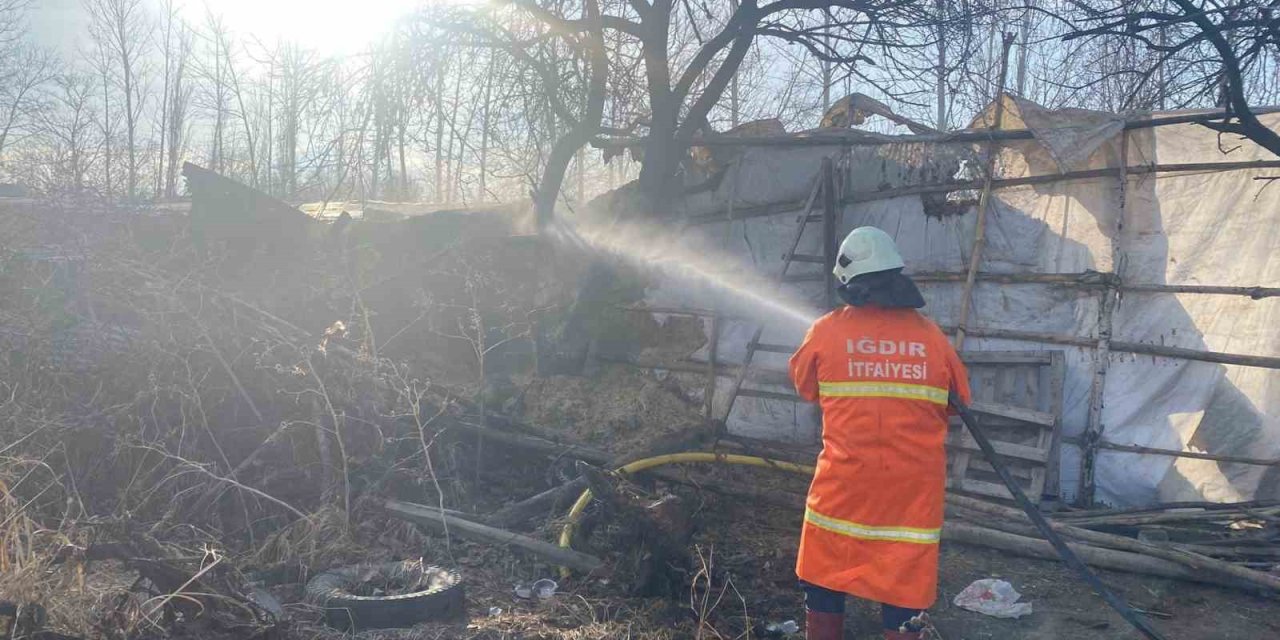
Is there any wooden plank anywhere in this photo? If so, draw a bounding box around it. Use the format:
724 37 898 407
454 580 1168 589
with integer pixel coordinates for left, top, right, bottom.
951 367 993 492
960 351 1053 365
968 401 1056 428
594 107 1280 150
822 158 839 309
1018 359 1048 498
784 253 826 264
384 500 603 572
617 305 744 320
965 458 1036 481
946 433 1050 463
683 158 1280 226
704 312 720 419
752 342 795 354
1042 358 1064 493
939 324 1280 371
1061 437 1280 467
951 478 1017 500
737 388 802 402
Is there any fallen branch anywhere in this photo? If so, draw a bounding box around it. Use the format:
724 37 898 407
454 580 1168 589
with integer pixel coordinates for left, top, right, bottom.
947 495 1280 593
486 477 590 529
944 521 1248 590
384 499 603 573
138 446 309 521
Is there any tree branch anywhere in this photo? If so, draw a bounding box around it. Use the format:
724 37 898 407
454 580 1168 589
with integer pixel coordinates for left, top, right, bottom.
1169 0 1280 157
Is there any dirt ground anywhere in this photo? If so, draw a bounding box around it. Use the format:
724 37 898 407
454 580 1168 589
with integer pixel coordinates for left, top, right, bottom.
295 366 1279 640
261 462 1278 640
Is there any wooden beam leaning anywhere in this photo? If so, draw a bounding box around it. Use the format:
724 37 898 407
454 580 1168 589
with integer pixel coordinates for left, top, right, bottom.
822 158 839 309
385 499 604 572
593 107 1280 150
937 325 1280 370
1061 436 1280 468
947 494 1280 593
684 160 1280 227
955 33 1016 351
789 270 1279 299
943 522 1245 590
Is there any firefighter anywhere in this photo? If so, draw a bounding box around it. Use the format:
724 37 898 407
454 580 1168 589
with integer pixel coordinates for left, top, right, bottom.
789 226 971 640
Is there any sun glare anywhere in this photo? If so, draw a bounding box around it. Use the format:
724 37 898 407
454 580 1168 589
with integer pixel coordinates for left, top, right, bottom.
184 0 476 55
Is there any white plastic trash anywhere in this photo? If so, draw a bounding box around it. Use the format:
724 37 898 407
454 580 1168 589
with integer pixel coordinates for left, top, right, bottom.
763 619 800 636
953 579 1033 619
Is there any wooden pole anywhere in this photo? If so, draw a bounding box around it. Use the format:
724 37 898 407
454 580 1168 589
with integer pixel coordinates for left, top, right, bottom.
706 164 742 421
685 159 1280 227
1062 436 1280 468
955 33 1017 351
385 499 604 572
632 278 1280 309
444 418 613 466
944 521 1246 590
937 324 1280 370
705 312 720 420
947 494 1280 593
624 321 1280 373
821 157 839 309
1082 129 1128 507
592 106 1280 150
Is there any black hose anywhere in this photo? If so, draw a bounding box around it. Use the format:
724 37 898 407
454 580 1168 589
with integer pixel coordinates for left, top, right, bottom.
949 393 1168 640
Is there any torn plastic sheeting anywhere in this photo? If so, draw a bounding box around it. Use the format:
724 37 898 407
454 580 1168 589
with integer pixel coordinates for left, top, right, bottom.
628 105 1280 506
953 578 1034 619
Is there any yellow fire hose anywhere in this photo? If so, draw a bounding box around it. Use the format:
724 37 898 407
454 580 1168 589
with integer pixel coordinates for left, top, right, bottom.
556 452 816 576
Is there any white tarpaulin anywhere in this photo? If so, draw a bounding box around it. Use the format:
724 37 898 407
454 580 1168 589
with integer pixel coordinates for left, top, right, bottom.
623 100 1280 506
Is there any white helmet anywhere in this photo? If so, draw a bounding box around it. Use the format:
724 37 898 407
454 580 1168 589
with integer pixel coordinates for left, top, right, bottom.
832 226 905 285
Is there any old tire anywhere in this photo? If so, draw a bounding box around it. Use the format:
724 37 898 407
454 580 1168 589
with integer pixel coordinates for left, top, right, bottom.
304 560 464 630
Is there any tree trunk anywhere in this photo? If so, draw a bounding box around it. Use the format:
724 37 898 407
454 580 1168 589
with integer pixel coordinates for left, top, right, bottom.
533 0 608 227
434 57 447 203
935 0 947 129
479 56 494 200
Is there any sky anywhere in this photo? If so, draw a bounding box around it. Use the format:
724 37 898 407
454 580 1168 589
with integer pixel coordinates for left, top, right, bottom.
29 0 431 57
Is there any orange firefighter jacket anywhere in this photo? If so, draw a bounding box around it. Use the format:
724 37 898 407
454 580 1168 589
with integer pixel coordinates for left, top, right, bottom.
789 305 971 609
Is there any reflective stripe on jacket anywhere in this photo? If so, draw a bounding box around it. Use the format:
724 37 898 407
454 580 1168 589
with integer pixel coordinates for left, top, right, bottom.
789 305 970 609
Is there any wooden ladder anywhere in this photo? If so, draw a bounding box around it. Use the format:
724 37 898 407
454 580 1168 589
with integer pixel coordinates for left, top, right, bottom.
714 156 843 424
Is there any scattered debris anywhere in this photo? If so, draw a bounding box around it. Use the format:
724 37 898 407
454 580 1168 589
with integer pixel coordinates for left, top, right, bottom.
953 579 1034 619
304 560 464 630
531 579 558 599
761 619 800 636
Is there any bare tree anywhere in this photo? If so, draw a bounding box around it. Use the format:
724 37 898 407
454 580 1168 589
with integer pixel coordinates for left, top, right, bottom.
0 0 29 45
1062 0 1280 156
254 41 323 198
0 43 55 160
196 11 233 175
39 71 99 194
85 0 153 200
165 24 194 198
462 0 945 214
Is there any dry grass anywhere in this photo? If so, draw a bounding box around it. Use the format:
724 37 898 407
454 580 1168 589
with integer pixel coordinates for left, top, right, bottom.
0 196 572 638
